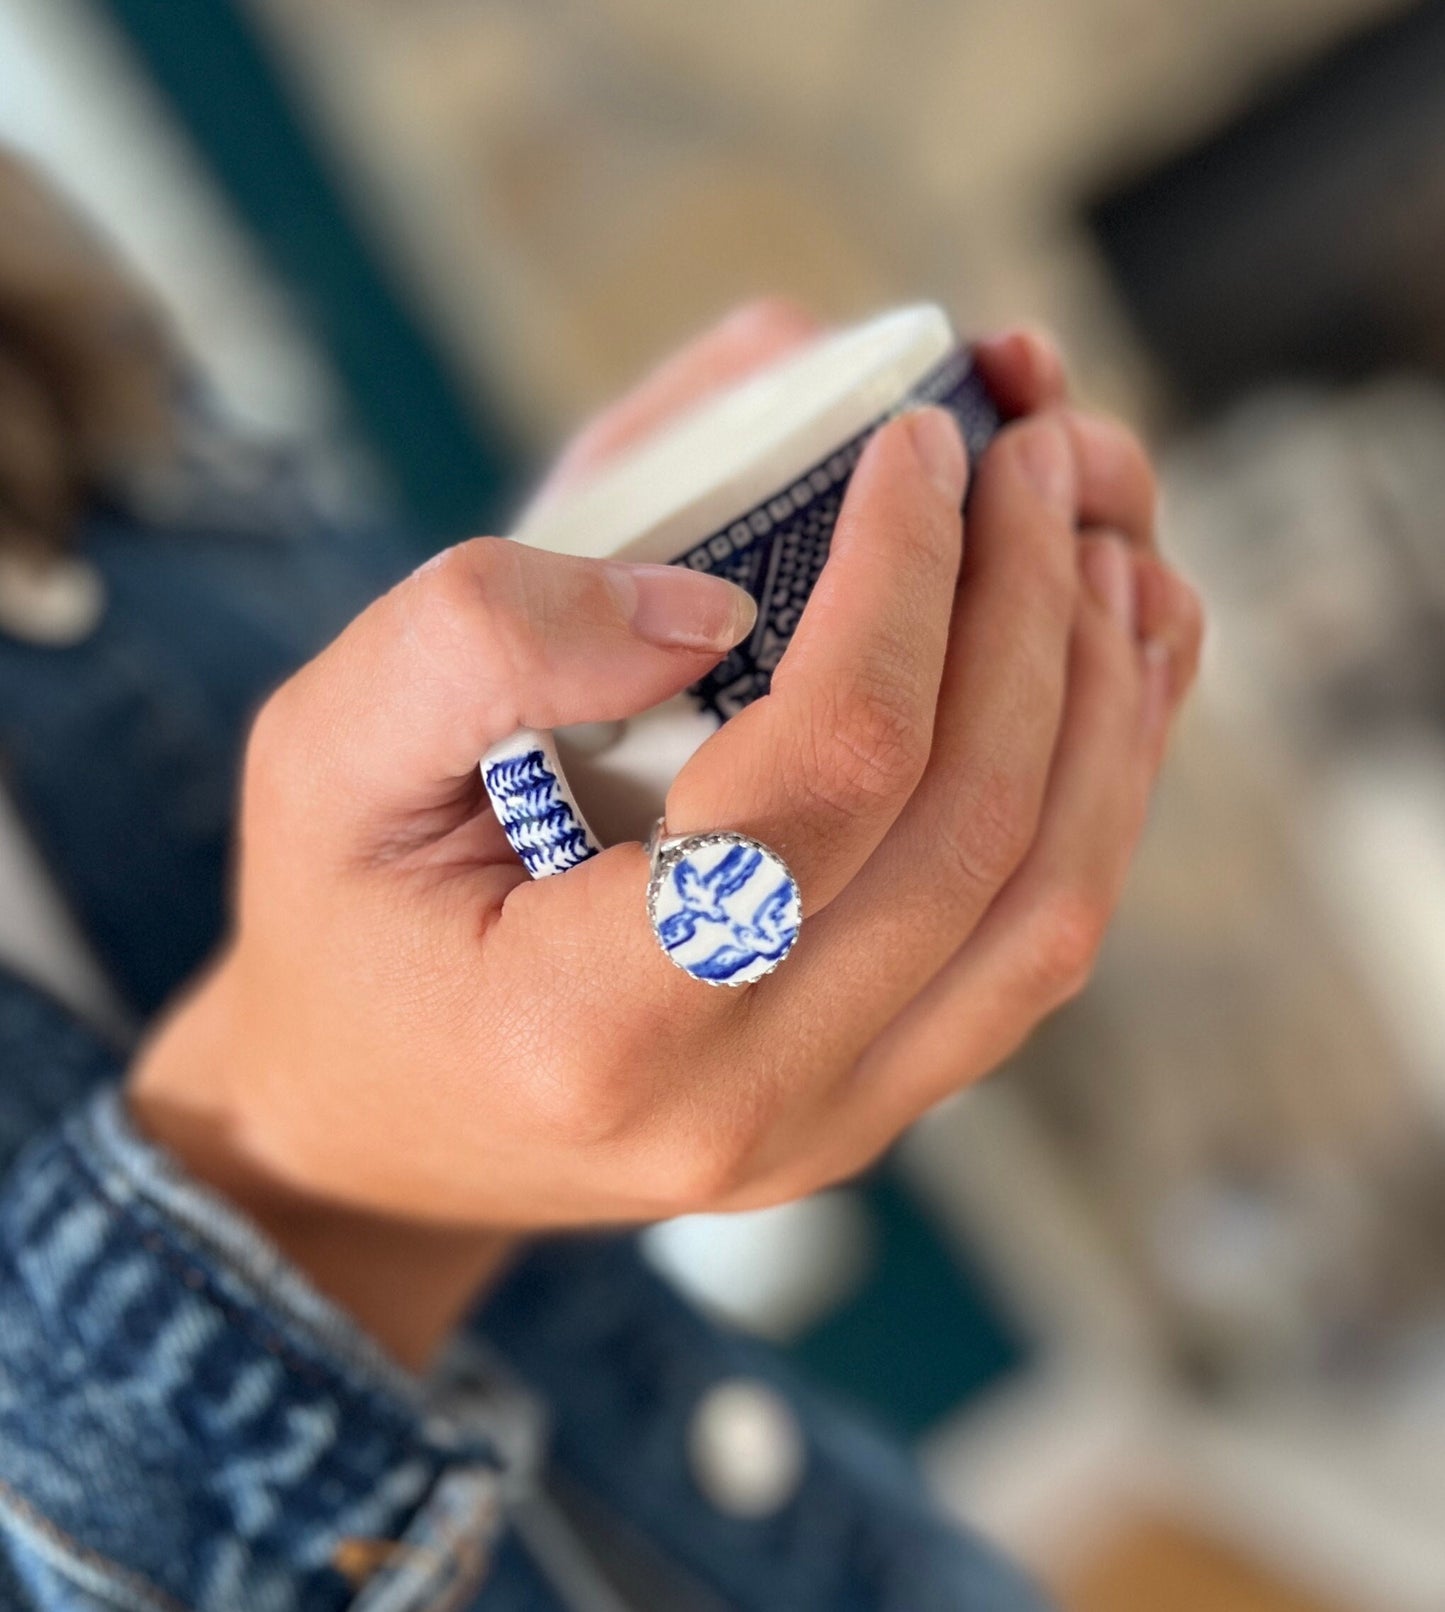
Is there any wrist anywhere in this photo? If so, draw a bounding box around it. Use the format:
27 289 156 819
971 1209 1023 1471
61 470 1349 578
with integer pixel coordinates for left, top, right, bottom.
128 958 517 1371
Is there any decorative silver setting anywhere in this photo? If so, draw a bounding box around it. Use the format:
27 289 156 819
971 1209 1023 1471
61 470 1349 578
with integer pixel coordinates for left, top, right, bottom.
645 819 802 987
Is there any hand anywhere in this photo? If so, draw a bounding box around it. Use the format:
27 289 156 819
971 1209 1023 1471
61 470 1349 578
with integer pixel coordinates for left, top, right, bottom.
131 302 1203 1366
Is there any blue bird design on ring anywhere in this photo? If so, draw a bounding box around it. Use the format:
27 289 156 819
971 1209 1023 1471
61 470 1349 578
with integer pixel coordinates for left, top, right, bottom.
656 845 760 948
657 846 799 982
690 880 798 982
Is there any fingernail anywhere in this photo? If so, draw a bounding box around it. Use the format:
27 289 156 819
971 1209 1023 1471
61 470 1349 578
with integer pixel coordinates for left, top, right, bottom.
607 561 757 652
1081 538 1136 634
906 407 968 504
1018 417 1075 509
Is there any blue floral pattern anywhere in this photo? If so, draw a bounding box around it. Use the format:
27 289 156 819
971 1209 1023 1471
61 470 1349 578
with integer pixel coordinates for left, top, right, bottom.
648 835 801 985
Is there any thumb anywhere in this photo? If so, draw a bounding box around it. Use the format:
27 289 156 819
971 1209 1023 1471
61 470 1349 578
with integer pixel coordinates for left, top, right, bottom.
263 536 755 840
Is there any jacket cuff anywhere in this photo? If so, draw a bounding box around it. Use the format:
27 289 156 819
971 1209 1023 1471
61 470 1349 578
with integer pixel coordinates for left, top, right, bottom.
0 1085 538 1612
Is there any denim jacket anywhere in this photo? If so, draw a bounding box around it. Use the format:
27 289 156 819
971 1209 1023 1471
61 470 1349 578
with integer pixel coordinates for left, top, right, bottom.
0 464 1048 1611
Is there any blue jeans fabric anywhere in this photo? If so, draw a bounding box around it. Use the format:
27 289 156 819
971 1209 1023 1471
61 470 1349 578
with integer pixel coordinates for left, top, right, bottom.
0 489 1049 1611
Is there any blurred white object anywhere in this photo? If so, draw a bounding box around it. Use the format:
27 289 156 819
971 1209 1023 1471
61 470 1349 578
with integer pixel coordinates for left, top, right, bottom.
644 1190 874 1339
1311 737 1445 1115
687 1379 806 1519
0 553 105 647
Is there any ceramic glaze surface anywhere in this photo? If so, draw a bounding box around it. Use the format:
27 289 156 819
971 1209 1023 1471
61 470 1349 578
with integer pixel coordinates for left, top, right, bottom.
647 833 801 985
482 747 597 876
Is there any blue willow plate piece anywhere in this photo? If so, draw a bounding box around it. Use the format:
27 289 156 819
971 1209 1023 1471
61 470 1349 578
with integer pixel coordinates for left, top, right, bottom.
481 344 998 882
646 831 802 986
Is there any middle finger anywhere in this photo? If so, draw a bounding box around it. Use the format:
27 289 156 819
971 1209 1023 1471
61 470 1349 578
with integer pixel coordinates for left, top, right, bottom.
753 411 1082 1050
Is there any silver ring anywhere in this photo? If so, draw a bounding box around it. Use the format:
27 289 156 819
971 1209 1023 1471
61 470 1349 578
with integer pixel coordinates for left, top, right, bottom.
645 819 802 986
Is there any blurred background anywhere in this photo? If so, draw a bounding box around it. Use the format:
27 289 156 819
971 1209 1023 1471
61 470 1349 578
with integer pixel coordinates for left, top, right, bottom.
3 0 1445 1606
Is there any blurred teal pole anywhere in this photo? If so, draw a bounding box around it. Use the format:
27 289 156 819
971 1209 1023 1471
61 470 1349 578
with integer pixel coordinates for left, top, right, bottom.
93 0 526 540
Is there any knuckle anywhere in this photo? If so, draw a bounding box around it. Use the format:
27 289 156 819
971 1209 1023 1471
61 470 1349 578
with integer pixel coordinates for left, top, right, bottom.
241 681 303 818
892 497 958 577
1031 891 1107 1002
635 1063 776 1214
997 413 1064 482
409 537 539 690
1174 572 1207 644
1101 417 1156 499
988 431 1079 607
245 683 291 770
938 766 1036 897
525 1057 638 1150
645 1131 753 1214
806 674 927 821
1073 411 1158 517
1076 590 1143 688
417 537 509 624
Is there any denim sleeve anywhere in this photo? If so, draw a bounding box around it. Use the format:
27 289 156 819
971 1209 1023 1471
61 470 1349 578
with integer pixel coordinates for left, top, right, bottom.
0 1086 534 1612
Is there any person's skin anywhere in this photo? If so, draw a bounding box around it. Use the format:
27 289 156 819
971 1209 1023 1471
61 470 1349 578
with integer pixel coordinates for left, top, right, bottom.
131 301 1204 1370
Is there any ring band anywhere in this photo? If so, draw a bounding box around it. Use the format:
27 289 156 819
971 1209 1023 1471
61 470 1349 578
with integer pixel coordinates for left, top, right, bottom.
645 819 801 986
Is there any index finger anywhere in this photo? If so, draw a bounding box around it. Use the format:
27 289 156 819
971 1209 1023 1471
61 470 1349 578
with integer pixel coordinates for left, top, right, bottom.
664 407 969 913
